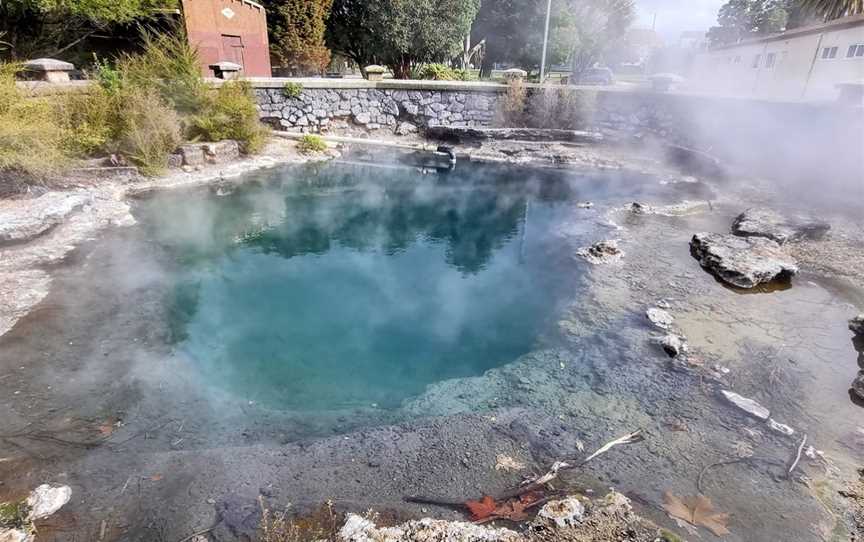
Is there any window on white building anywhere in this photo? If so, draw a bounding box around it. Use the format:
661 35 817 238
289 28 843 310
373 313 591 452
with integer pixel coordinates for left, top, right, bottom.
765 53 776 68
847 44 864 58
752 54 761 68
821 46 838 59
733 55 742 64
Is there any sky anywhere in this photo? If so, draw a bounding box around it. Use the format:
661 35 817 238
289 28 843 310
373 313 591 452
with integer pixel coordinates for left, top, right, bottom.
634 0 726 42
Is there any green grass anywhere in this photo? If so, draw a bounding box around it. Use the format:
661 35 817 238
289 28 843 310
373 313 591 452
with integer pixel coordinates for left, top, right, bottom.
296 134 327 154
283 82 303 99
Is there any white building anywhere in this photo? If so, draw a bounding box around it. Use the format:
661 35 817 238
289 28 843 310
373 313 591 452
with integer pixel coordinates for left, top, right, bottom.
691 14 864 101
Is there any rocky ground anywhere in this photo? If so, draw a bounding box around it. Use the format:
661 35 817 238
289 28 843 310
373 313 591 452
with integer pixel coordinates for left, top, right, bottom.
1 132 863 542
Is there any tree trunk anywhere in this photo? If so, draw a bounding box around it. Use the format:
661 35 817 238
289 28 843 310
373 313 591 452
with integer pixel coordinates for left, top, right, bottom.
480 53 494 79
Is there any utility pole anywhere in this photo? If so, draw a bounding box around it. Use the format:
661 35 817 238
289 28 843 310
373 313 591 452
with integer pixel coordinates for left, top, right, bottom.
540 0 552 83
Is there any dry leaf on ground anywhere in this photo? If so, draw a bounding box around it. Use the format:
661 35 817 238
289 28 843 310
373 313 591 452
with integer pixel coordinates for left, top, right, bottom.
495 454 526 472
466 496 497 521
465 492 546 522
663 491 731 536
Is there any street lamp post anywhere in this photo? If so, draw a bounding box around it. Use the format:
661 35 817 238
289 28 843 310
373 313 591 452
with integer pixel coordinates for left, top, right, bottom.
540 0 552 83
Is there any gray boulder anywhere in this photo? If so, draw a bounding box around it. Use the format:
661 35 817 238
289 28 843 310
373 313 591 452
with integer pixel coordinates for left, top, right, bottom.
850 314 864 337
690 232 798 289
732 207 830 245
646 307 674 330
577 240 622 264
852 372 864 401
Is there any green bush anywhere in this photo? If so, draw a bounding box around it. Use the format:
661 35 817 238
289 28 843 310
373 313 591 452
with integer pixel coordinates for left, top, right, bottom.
296 134 327 154
92 56 122 96
282 82 303 99
0 66 70 178
117 27 208 114
190 81 270 154
413 63 469 81
56 87 119 156
116 87 182 175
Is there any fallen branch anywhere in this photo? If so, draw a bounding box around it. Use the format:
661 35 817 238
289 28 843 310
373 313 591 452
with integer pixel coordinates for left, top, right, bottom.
405 430 645 517
786 434 808 478
581 430 644 465
697 457 787 494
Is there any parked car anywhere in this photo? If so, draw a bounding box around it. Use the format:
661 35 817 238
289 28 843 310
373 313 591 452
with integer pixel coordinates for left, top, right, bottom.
579 67 614 86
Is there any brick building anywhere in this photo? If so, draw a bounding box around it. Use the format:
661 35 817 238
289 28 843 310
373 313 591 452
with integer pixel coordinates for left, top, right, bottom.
181 0 272 77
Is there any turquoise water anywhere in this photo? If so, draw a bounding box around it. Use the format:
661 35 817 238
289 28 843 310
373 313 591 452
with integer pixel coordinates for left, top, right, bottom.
134 156 696 411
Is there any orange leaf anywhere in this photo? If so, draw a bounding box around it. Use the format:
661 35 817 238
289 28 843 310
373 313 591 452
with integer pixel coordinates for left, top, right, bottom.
150 474 163 482
465 495 496 521
663 491 731 536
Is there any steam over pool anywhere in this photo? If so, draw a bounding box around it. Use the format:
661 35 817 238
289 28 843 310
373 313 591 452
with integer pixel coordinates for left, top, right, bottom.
133 154 709 412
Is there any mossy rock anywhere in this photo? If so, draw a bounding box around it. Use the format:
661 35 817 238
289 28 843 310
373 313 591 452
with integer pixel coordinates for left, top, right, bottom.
0 499 31 529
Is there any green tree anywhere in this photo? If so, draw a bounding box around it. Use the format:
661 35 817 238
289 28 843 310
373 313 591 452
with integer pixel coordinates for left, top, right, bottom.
0 0 173 61
326 0 480 79
798 0 863 19
265 0 334 75
558 0 635 80
707 0 791 46
471 0 544 77
470 0 633 79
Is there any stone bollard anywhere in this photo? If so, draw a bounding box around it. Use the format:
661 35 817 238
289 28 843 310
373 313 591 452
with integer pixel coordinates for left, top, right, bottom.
210 61 243 80
502 68 527 82
23 58 75 82
364 65 386 81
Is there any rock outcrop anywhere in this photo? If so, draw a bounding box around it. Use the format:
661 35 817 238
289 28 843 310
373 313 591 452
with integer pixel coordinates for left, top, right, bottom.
646 308 674 330
852 373 864 401
339 492 659 542
0 193 90 246
690 232 798 288
577 240 623 264
732 208 830 245
850 315 864 337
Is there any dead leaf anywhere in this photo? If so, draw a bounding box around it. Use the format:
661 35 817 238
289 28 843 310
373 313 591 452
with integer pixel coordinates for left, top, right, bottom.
495 454 526 472
465 496 496 521
465 492 546 523
663 491 731 536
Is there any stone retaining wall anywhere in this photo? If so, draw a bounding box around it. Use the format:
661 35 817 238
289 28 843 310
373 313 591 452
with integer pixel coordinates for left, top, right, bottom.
255 86 499 134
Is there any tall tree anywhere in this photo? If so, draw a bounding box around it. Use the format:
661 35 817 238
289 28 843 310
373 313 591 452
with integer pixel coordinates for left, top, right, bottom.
0 0 173 61
471 0 544 77
558 0 635 80
326 0 480 78
707 0 796 46
798 0 864 19
471 0 633 78
265 0 334 75
326 0 377 74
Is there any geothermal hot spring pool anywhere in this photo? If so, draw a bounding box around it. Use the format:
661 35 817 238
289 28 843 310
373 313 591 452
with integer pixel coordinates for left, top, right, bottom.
4 151 863 541
133 155 701 414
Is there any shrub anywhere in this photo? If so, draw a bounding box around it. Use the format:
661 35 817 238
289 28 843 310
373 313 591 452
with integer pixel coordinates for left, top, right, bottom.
413 63 469 81
0 65 70 178
117 27 208 114
56 87 119 156
92 56 123 96
526 87 596 130
296 134 327 154
190 81 270 154
282 81 303 99
116 87 182 175
496 76 527 126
